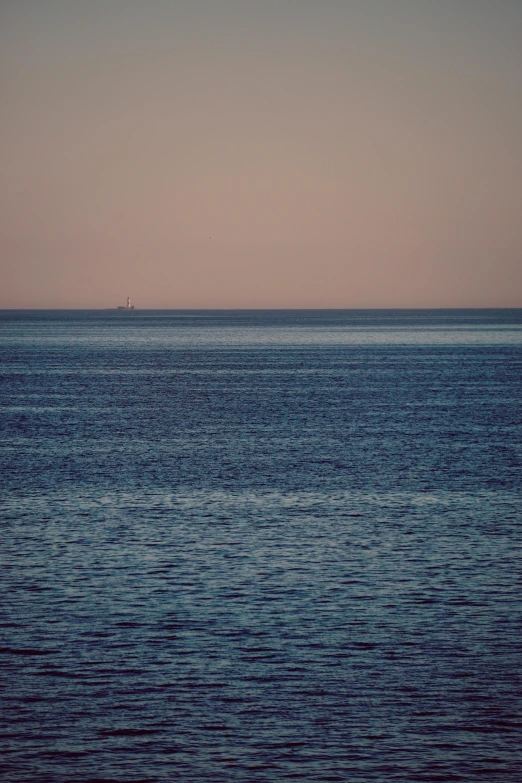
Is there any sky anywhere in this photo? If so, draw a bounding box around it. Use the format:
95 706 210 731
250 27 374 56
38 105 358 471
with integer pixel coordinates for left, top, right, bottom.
1 0 521 309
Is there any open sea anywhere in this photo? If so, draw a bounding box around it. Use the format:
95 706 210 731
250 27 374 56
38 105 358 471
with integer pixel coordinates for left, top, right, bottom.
1 308 521 783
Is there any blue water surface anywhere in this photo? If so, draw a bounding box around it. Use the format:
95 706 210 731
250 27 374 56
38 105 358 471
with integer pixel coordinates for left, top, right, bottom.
1 309 521 782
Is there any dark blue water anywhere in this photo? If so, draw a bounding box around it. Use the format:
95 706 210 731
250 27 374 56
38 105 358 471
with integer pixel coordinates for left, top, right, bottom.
1 309 521 782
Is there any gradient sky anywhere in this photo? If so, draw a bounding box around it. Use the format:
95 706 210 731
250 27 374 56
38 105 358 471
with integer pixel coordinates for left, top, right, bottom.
1 0 521 308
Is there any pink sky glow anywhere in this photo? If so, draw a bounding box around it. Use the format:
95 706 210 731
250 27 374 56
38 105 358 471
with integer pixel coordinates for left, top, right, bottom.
1 1 521 308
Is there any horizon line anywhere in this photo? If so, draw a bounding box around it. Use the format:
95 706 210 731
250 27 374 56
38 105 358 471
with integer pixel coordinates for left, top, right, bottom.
2 306 522 312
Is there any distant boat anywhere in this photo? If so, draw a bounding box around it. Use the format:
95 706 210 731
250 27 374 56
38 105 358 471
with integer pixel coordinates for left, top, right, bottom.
117 297 135 310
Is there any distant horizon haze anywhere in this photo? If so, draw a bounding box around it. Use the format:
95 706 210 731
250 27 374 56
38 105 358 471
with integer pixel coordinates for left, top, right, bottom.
2 1 522 309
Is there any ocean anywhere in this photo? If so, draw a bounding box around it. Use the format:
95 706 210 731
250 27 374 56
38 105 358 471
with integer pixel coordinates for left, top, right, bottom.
1 308 521 782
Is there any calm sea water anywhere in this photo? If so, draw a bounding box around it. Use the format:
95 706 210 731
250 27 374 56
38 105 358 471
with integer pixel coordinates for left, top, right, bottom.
1 309 521 783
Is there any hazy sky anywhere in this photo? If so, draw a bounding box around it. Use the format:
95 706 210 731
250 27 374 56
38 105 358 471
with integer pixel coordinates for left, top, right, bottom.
2 0 521 308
